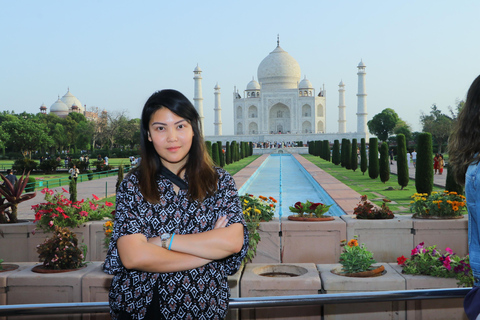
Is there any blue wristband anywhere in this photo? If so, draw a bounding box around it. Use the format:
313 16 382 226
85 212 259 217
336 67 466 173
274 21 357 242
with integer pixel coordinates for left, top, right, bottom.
168 233 175 250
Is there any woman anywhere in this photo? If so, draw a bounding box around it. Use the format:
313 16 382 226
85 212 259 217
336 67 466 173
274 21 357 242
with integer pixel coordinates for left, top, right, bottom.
103 89 248 320
438 154 445 175
68 164 79 183
433 153 440 174
448 75 480 320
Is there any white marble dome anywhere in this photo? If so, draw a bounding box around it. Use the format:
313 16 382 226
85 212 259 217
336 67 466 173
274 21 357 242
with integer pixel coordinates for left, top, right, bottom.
246 78 261 90
50 98 69 117
61 89 84 113
257 45 301 90
298 76 313 89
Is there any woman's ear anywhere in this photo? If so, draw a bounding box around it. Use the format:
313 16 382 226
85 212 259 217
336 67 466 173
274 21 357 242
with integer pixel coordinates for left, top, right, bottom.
147 131 152 142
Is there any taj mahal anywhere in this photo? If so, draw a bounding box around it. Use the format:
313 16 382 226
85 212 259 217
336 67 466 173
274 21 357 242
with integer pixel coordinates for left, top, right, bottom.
42 39 369 144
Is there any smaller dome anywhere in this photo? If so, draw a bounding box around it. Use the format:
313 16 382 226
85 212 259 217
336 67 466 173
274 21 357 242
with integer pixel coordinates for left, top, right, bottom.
298 76 313 89
50 98 69 112
194 64 202 72
358 60 366 67
214 83 220 90
40 103 47 110
339 80 345 86
246 77 261 90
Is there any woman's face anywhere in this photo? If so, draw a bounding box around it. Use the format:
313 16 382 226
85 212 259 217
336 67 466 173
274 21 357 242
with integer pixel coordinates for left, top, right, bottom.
148 107 194 173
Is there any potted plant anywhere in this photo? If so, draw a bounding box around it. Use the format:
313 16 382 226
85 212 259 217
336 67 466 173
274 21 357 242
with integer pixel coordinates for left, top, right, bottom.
410 191 466 219
34 226 86 272
333 236 385 277
396 242 472 287
288 200 333 221
354 195 394 219
0 171 36 223
239 194 277 263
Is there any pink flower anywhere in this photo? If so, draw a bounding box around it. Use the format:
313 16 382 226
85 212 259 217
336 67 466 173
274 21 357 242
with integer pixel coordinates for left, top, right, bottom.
41 188 49 194
48 221 54 227
89 201 98 211
79 211 89 217
92 194 99 201
48 189 54 195
445 247 453 255
105 201 113 207
411 248 418 256
62 188 69 194
443 256 451 270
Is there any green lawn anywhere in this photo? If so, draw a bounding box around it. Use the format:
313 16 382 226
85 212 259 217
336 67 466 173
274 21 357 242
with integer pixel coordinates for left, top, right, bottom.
302 154 444 214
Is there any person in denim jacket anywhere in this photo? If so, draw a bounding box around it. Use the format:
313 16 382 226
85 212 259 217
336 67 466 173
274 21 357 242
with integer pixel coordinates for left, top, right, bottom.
448 74 480 319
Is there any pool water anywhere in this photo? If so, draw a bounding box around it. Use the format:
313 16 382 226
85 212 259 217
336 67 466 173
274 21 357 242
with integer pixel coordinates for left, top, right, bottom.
238 154 343 218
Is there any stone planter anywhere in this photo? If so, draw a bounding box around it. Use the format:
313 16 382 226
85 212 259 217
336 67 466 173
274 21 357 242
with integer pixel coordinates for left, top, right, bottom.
82 262 111 320
0 221 34 262
88 220 109 262
389 263 467 320
226 263 244 320
7 261 98 320
412 214 468 257
251 219 281 264
341 214 414 262
317 263 406 320
0 263 34 320
241 263 322 319
281 216 346 264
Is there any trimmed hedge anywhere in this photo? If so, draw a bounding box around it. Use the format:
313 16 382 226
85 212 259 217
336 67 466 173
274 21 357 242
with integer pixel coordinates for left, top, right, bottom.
351 139 358 172
379 142 390 183
415 133 434 194
368 138 379 179
360 138 367 175
332 140 340 165
396 134 409 189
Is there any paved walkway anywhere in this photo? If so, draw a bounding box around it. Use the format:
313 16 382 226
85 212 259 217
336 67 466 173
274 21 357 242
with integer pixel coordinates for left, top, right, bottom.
15 156 448 220
389 161 446 188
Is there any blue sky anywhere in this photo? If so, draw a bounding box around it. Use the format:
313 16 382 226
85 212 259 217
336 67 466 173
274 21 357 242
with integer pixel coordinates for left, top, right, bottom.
1 1 479 136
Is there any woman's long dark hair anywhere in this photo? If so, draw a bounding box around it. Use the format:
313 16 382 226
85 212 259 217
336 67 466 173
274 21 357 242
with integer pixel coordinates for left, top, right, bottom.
448 75 480 185
137 89 217 202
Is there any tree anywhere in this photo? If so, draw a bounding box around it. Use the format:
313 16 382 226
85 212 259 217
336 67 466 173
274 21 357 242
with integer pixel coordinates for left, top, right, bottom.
217 141 225 167
332 140 340 165
225 141 231 165
396 134 409 190
75 121 95 151
420 104 453 153
212 143 220 166
393 123 412 146
360 138 367 175
379 142 390 183
415 133 434 194
368 138 379 179
205 141 212 159
344 139 351 170
367 108 400 142
340 139 347 167
2 118 52 157
445 164 464 194
351 139 358 172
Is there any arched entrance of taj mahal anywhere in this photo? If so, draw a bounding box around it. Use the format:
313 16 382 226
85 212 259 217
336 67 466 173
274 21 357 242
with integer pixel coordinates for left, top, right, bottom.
269 103 290 134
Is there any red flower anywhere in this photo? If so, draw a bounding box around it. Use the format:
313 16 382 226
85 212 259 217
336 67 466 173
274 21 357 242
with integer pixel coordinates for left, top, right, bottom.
294 202 303 210
105 201 113 207
397 255 407 265
309 202 322 211
62 212 70 219
62 188 69 194
79 211 89 217
92 194 99 201
55 207 65 213
89 201 98 211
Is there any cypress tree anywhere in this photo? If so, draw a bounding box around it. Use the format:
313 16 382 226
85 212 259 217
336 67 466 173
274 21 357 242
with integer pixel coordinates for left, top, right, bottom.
308 141 313 155
351 139 358 172
446 163 464 194
379 142 390 183
340 139 347 167
360 138 367 175
332 140 340 165
314 140 320 157
225 141 231 165
344 139 351 169
249 142 253 156
116 164 124 192
205 141 212 159
368 137 379 179
396 134 409 189
69 178 77 203
217 141 225 167
212 143 220 166
415 133 434 194
325 140 331 162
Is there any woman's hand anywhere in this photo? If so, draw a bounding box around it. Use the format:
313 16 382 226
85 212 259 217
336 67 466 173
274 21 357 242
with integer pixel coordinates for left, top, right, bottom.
214 215 228 229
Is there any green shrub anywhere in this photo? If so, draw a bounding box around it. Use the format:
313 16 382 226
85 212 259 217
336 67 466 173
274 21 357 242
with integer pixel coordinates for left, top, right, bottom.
87 170 94 180
396 134 409 189
332 140 340 165
351 139 358 172
360 138 367 175
225 141 231 165
205 141 212 159
13 158 38 174
344 139 351 170
341 139 347 167
25 177 36 192
379 142 390 183
212 143 220 166
415 133 434 195
445 164 464 195
69 178 77 203
368 138 379 179
38 159 61 174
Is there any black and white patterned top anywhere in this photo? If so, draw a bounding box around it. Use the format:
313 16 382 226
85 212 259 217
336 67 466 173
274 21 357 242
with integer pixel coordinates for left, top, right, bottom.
103 167 248 320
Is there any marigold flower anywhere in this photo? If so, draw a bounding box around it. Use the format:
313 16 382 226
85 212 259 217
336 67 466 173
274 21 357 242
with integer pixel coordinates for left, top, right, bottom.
347 239 358 247
254 209 261 215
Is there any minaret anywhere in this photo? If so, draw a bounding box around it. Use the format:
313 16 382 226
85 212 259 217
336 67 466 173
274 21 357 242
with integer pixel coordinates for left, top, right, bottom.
214 83 222 135
338 80 346 133
193 64 204 135
356 60 368 137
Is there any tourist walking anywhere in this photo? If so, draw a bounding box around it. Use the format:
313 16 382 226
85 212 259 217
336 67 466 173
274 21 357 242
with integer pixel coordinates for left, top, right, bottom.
447 74 480 319
103 89 248 320
433 153 440 174
68 164 79 183
438 154 445 175
411 149 417 168
4 169 17 186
